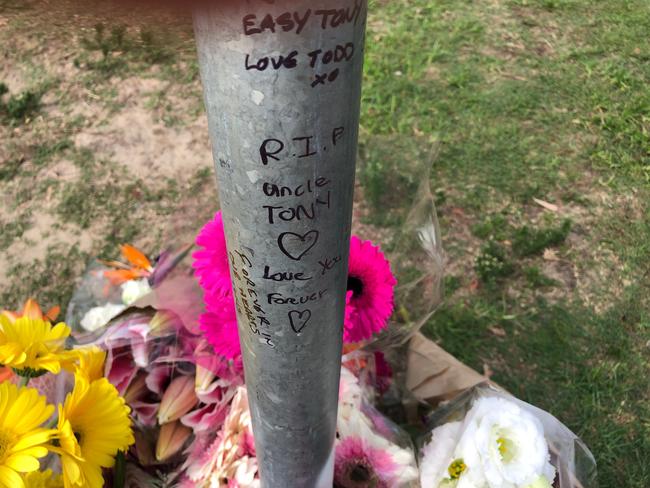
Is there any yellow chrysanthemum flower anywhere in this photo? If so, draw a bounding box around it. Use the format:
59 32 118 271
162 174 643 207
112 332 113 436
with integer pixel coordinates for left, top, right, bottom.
0 315 71 377
61 348 106 383
55 377 134 488
0 383 55 488
22 469 63 488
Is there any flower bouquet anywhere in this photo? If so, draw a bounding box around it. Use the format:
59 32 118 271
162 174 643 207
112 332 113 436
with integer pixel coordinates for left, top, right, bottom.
335 367 419 488
0 206 418 487
0 300 134 488
418 384 597 488
0 184 597 487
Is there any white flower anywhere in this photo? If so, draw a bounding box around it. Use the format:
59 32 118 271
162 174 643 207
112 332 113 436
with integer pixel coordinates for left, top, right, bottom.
523 476 553 488
420 421 465 488
121 278 152 305
338 366 364 423
199 387 259 487
229 457 260 488
455 396 555 488
80 303 126 331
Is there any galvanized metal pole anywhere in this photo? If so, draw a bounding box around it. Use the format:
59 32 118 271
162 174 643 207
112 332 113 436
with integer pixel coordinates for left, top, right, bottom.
193 1 367 486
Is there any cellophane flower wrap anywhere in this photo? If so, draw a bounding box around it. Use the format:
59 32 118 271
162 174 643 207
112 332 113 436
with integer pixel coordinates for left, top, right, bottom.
418 384 597 488
60 245 248 486
341 144 448 418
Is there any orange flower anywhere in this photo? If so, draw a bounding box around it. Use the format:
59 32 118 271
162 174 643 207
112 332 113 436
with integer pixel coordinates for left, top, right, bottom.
102 244 153 285
121 244 153 271
0 366 12 382
1 298 60 323
103 268 149 285
342 342 368 372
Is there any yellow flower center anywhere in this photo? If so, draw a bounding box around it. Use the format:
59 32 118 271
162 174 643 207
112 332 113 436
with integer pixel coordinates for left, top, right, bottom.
447 459 467 480
497 436 516 463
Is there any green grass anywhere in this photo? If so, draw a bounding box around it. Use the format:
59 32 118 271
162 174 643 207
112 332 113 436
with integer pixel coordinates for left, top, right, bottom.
0 157 25 182
523 266 558 288
74 22 182 78
475 240 516 283
0 87 42 123
512 219 572 257
363 0 650 486
0 212 32 251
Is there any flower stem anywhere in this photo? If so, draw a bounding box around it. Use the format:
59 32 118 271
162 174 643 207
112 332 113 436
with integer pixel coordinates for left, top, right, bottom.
113 451 126 488
18 375 30 387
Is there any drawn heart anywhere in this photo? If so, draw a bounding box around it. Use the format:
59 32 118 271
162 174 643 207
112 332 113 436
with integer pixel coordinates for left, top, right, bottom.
277 230 319 261
288 309 312 334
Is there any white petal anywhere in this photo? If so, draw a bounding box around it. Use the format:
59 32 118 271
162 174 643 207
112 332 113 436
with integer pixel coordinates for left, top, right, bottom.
420 421 463 488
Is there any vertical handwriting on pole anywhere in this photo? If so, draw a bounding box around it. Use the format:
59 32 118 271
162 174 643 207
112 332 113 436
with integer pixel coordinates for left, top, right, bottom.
229 249 274 348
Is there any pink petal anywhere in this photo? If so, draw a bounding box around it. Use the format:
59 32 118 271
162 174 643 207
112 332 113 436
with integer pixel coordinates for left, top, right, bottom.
146 364 172 395
130 400 160 427
107 348 137 395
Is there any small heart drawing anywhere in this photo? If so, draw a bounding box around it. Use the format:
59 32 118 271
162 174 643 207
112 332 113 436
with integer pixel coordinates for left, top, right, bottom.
277 230 319 261
288 309 312 334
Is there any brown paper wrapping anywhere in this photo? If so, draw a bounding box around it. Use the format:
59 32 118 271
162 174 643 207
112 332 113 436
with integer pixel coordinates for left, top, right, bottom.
406 332 487 407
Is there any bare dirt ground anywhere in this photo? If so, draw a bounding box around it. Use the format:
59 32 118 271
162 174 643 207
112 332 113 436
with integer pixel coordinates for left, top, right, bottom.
0 4 214 287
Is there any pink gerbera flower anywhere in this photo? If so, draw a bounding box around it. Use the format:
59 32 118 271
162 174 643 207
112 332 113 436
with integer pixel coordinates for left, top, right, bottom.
344 237 397 343
335 409 418 488
334 436 417 487
199 293 241 360
193 212 232 297
335 437 395 488
193 213 395 346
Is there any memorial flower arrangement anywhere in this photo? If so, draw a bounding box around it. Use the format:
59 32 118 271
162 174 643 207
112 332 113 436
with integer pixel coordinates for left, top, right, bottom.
0 215 595 487
335 368 419 488
15 295 414 487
